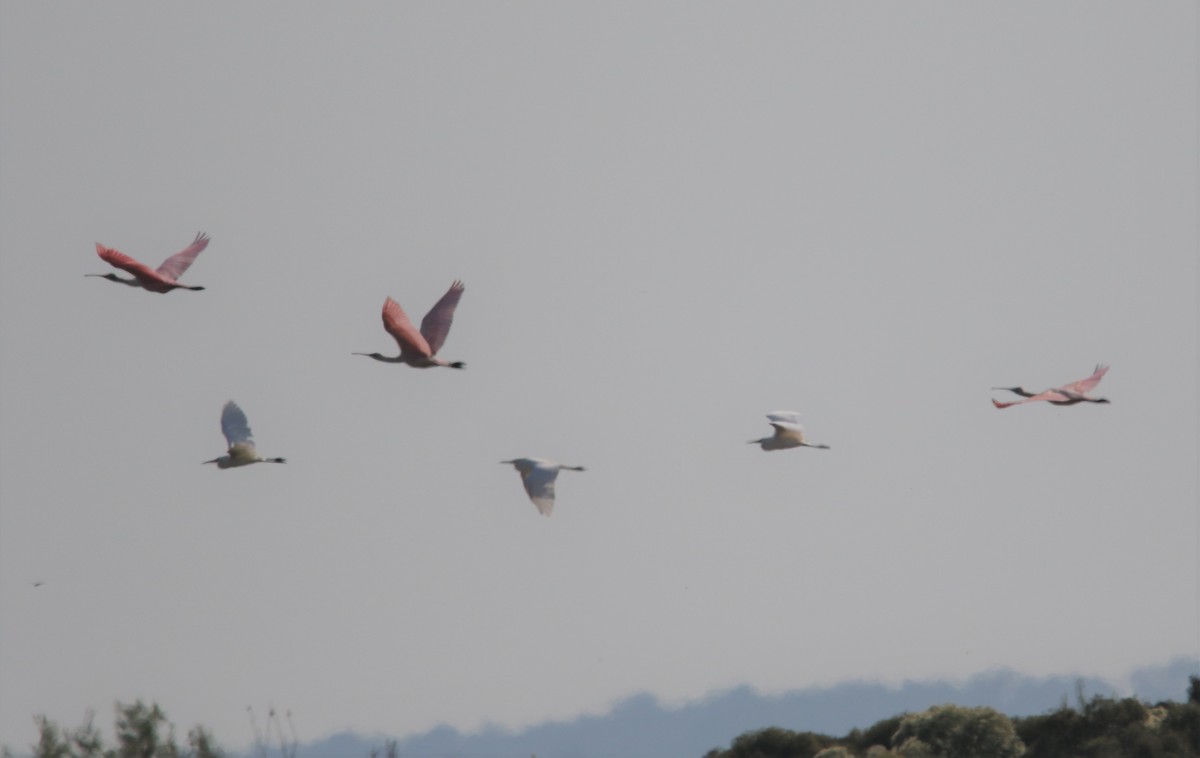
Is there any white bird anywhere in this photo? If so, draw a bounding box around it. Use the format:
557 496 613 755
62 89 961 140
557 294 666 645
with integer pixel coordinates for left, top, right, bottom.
203 401 286 469
500 458 586 516
749 411 831 451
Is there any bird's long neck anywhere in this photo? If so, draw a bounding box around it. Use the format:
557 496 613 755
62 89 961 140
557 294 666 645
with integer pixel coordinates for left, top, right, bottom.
87 273 139 287
354 352 406 363
993 386 1037 398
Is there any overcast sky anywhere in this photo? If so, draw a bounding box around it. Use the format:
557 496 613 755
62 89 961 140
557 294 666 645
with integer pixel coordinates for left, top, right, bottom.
1 2 1195 751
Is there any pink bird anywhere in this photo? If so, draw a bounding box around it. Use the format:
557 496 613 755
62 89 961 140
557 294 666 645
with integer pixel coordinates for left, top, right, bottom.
354 281 466 369
87 232 209 293
992 364 1111 408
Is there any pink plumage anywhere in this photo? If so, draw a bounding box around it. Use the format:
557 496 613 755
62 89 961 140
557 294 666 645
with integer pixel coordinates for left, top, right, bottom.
992 365 1111 408
90 232 209 293
355 281 466 369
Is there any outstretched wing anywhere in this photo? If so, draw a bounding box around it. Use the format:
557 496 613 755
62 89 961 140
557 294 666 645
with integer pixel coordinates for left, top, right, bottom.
1061 364 1108 395
381 297 433 358
419 280 464 356
96 244 164 283
220 400 256 450
520 464 559 516
766 411 803 426
156 232 209 281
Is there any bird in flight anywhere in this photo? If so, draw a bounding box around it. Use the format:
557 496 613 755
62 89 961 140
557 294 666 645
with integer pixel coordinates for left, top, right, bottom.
992 364 1111 408
30 581 44 588
203 401 286 469
749 411 831 451
501 458 586 516
87 232 209 292
354 281 466 369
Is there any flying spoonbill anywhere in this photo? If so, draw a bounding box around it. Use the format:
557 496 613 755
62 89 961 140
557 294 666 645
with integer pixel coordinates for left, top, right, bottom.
204 401 286 469
992 365 1111 408
87 232 209 292
749 411 831 451
501 458 586 516
354 281 466 369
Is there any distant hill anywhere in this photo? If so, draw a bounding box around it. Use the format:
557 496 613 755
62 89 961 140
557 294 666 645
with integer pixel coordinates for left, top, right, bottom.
293 657 1199 758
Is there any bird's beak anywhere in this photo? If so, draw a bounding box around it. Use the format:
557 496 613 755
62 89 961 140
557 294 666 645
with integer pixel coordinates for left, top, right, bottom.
202 458 218 465
499 460 514 465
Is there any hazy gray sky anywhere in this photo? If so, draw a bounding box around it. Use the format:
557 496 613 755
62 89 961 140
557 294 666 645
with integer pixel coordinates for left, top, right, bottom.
1 2 1195 751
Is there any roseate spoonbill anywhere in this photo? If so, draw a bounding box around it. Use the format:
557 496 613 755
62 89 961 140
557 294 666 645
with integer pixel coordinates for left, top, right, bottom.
500 458 586 516
749 411 831 451
87 232 209 292
354 281 466 369
203 401 286 469
992 364 1111 408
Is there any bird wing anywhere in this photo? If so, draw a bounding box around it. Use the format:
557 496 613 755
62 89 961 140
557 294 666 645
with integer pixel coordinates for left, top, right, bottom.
766 411 803 426
381 297 432 358
419 280 464 356
1060 364 1108 395
520 464 558 516
769 421 806 442
96 244 166 283
156 232 209 281
220 400 256 450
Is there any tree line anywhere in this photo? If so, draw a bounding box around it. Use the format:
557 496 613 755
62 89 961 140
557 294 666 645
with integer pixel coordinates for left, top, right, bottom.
704 676 1200 758
9 677 1200 758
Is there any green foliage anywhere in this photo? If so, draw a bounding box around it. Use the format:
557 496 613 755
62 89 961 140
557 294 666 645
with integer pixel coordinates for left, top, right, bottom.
186 728 221 758
31 712 108 758
113 702 175 758
69 713 105 758
1015 690 1200 758
33 717 72 758
707 677 1200 758
847 715 903 754
891 705 1024 758
17 703 222 758
706 725 836 758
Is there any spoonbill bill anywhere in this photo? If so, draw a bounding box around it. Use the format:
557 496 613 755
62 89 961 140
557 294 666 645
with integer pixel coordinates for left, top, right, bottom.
87 232 209 292
992 364 1111 408
501 458 586 516
203 401 286 469
354 281 466 369
749 411 831 451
